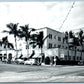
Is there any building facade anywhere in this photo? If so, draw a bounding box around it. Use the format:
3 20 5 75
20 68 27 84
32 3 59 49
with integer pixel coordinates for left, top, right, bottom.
30 27 84 62
0 27 84 64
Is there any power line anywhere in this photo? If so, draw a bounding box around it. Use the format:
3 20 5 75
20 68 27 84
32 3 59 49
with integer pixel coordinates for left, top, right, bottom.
59 1 75 31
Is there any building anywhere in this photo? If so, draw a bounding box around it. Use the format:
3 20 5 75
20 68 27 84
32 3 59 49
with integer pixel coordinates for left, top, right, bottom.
29 27 84 63
0 27 84 64
0 39 22 62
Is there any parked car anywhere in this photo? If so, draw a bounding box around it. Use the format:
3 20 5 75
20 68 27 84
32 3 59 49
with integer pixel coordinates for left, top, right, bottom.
15 59 24 64
24 58 41 65
78 60 84 65
24 59 36 65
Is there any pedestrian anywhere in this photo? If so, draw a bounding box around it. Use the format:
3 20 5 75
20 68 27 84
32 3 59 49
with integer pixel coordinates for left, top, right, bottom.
54 56 57 66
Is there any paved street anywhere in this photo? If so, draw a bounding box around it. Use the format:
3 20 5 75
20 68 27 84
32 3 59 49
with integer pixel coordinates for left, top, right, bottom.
0 63 84 82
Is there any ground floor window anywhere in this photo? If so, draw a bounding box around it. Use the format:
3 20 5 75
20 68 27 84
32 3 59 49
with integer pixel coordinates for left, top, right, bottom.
64 55 67 60
4 54 7 59
0 54 2 61
69 56 71 60
73 56 75 61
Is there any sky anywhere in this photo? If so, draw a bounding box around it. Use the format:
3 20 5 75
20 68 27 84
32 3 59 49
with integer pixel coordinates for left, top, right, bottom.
0 1 84 44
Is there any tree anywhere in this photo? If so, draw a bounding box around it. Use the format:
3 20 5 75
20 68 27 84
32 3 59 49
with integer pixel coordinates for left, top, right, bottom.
69 31 74 38
30 32 49 54
68 31 79 61
2 36 14 62
68 31 80 61
63 31 68 43
3 23 19 59
2 36 8 60
63 31 69 60
30 32 49 63
2 36 14 49
37 32 49 54
78 29 84 60
63 31 77 61
19 24 35 58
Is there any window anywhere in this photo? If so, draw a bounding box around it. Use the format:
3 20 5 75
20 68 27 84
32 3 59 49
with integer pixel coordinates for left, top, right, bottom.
0 54 2 57
48 43 52 48
58 37 61 41
54 44 56 48
49 34 52 39
69 56 71 60
64 55 67 60
77 56 79 61
66 47 67 49
80 57 82 60
54 35 56 39
58 45 61 48
62 46 64 48
73 56 75 60
4 54 7 59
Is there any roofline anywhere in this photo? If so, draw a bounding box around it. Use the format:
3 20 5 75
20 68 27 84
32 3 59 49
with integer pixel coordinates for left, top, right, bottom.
36 27 63 34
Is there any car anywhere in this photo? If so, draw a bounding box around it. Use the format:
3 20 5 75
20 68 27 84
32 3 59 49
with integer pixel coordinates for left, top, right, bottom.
24 59 36 65
78 60 84 65
15 59 24 64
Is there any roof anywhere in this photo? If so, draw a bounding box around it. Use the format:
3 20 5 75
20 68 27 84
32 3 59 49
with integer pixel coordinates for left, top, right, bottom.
35 27 64 34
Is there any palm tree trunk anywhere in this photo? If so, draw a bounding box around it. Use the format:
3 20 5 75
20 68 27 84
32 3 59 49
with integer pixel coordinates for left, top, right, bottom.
41 47 42 54
74 46 77 61
81 45 83 60
15 36 18 59
67 43 69 60
6 45 7 63
26 40 29 58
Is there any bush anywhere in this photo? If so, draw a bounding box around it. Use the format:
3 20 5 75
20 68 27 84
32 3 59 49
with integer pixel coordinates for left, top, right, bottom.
56 60 78 65
45 57 50 65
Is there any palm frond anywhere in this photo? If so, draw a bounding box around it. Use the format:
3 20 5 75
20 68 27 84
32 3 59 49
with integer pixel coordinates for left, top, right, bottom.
6 23 14 30
2 30 9 33
25 24 29 30
8 43 14 49
29 41 36 44
13 23 19 30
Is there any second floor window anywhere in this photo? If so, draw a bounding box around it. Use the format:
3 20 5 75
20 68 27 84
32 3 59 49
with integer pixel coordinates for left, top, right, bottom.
49 34 52 39
48 43 52 48
58 37 61 41
58 45 61 48
54 44 56 48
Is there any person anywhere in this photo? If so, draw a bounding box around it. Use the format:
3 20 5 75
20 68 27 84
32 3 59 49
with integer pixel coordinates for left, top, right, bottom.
54 56 57 66
8 54 12 64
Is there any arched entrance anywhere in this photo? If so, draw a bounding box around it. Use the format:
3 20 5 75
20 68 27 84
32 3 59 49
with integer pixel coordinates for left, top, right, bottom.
45 56 50 65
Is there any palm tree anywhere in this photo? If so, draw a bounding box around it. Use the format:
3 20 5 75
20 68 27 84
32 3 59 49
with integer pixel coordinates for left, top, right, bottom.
73 37 79 61
63 31 69 60
3 23 19 59
69 31 80 61
30 32 49 62
37 32 49 54
2 36 14 62
19 24 35 58
2 36 8 60
78 29 84 60
63 31 76 61
2 36 14 50
30 32 49 54
68 31 79 61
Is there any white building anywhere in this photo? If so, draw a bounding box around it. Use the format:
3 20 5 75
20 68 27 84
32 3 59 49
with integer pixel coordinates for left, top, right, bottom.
29 27 84 62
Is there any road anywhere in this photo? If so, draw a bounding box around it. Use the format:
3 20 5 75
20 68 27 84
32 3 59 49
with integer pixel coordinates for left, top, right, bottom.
0 63 84 82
